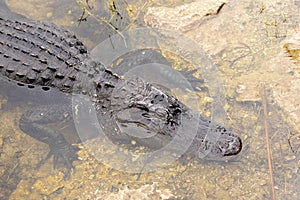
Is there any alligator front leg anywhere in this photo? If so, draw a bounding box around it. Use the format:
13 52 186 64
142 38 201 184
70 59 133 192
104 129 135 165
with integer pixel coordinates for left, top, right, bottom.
19 104 79 170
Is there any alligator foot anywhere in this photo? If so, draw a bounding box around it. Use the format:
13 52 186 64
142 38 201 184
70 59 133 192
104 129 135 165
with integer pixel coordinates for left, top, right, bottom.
35 139 80 170
19 104 79 171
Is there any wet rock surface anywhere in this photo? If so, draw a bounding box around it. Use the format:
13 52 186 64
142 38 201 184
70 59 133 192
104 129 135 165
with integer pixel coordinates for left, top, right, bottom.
144 0 300 148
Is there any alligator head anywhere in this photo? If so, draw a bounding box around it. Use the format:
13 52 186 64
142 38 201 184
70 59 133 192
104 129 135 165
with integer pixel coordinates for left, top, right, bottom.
99 75 243 161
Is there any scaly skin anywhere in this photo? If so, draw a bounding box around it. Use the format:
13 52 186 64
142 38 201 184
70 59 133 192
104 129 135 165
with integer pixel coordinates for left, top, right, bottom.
0 11 242 169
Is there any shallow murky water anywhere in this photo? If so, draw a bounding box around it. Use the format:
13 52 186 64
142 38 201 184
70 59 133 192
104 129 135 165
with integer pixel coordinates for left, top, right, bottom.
1 0 300 199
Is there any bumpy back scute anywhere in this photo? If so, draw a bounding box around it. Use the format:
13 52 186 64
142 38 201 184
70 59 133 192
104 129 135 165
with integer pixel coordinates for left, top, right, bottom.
0 16 90 92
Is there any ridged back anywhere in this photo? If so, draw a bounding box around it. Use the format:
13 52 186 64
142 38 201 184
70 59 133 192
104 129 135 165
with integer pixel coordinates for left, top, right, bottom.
0 15 89 92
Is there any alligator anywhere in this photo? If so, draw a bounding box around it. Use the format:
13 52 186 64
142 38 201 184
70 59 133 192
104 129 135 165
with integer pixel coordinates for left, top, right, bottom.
0 3 242 170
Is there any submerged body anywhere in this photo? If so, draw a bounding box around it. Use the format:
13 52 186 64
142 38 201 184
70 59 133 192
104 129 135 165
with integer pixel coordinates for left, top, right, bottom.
0 6 242 169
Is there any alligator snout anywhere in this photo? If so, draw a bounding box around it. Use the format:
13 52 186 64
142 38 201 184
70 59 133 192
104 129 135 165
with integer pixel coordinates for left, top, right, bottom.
222 136 242 156
197 130 242 160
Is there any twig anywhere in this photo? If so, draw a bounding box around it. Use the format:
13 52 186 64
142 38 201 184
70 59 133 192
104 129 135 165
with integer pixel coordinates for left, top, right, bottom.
261 83 276 200
76 0 127 47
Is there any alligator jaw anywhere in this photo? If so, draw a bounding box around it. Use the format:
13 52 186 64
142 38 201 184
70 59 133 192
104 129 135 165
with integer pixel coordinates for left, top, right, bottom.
96 75 243 161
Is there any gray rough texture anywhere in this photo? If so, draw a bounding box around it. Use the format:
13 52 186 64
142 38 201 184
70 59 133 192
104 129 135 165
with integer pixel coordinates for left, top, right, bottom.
0 6 242 170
